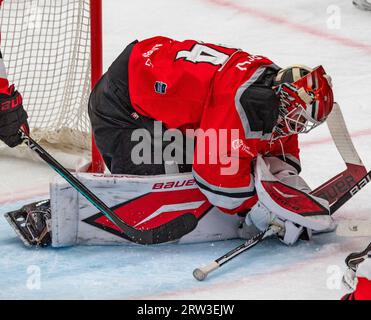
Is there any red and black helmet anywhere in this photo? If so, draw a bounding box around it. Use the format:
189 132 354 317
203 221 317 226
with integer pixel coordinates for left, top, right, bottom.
272 65 334 140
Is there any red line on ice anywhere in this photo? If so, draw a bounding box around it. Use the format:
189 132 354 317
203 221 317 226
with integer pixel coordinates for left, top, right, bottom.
0 187 48 205
301 128 371 148
203 0 371 55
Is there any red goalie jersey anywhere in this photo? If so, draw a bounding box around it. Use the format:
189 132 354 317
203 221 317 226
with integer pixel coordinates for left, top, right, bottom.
128 36 301 214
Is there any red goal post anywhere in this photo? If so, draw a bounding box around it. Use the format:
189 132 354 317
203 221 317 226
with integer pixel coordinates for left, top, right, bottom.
89 0 104 173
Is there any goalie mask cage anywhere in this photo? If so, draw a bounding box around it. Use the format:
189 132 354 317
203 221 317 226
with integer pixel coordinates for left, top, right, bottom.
0 0 104 172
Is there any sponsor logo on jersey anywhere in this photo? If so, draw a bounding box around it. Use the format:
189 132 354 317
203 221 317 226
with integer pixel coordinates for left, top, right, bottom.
130 112 139 120
231 139 255 157
142 43 163 57
236 55 264 71
145 58 153 67
154 81 167 94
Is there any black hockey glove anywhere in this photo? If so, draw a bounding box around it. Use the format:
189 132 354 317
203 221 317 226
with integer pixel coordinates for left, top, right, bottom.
0 86 29 147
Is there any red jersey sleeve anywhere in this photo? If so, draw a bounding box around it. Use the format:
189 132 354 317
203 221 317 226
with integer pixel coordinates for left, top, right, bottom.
192 114 259 214
192 54 279 214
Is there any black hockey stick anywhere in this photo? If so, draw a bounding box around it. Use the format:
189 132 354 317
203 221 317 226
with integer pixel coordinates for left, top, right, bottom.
193 169 371 281
20 131 198 245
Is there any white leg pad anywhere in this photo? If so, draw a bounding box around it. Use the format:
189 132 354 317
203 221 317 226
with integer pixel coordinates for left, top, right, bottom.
50 173 240 247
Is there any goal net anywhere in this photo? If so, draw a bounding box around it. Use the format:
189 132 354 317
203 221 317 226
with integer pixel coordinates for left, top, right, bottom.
0 0 102 170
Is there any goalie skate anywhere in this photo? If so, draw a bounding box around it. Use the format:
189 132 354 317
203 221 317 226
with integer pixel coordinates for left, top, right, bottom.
4 200 52 247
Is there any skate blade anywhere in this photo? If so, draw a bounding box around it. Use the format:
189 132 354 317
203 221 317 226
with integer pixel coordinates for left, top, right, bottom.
4 212 33 247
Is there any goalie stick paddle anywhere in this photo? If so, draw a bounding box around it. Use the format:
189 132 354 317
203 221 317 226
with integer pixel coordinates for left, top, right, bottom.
311 103 368 208
334 170 371 237
329 170 371 215
19 131 198 245
193 169 371 281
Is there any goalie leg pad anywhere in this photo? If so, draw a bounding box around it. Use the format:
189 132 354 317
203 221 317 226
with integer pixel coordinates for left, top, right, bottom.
50 173 241 247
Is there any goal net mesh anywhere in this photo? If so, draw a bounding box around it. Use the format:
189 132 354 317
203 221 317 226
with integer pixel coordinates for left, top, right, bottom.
0 0 92 152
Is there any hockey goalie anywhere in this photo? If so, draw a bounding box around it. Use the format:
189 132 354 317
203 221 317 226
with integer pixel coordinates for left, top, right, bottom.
4 36 336 247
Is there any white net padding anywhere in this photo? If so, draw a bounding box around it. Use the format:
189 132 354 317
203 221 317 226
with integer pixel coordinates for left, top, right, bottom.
0 0 93 160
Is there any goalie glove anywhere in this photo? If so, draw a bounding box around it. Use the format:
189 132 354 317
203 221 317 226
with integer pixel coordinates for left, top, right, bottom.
239 155 335 245
0 85 29 147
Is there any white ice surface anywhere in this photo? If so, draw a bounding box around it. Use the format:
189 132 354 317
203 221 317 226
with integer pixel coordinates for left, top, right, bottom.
0 0 371 299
